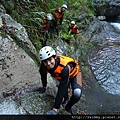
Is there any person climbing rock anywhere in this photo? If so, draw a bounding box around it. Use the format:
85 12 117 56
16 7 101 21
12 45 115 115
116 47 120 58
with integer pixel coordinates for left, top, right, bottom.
53 4 68 35
40 13 54 47
68 21 79 38
37 46 82 115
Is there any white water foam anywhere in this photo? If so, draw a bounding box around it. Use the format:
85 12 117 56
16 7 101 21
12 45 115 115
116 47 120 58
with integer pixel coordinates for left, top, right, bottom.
110 22 120 31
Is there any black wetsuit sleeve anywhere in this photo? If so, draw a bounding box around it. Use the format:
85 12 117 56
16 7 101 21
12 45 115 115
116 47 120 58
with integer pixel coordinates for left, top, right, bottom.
53 65 69 109
39 63 47 87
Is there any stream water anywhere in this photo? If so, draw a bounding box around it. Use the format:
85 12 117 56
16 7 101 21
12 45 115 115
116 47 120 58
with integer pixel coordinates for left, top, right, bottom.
89 21 120 96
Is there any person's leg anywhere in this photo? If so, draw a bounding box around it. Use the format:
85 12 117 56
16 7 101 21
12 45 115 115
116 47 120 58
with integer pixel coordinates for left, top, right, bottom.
62 81 71 104
62 90 69 104
65 72 82 114
60 17 63 25
54 18 59 36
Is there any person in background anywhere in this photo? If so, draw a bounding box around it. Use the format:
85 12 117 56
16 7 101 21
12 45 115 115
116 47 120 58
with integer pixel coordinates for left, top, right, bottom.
53 4 68 35
68 21 79 38
40 13 53 47
38 46 82 115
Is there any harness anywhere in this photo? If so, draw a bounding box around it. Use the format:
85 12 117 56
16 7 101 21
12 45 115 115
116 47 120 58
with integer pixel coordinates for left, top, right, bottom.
51 55 80 81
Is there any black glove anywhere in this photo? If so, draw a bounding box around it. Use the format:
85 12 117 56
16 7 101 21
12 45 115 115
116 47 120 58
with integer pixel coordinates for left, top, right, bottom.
33 87 46 93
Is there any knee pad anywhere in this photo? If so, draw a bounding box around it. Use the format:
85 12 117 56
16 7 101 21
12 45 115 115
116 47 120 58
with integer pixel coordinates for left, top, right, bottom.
74 88 82 98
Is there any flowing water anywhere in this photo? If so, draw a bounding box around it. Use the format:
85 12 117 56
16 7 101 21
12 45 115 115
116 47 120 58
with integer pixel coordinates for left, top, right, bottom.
89 21 120 96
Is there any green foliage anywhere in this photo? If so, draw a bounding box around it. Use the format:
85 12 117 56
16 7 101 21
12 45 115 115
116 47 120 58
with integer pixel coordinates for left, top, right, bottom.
0 30 4 38
60 30 73 40
32 106 35 112
29 12 46 26
34 40 42 51
30 18 43 25
6 1 14 10
31 11 46 18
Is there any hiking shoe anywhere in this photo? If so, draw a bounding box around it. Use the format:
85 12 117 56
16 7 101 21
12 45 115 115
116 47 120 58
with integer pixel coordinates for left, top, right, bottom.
32 87 46 93
46 109 58 115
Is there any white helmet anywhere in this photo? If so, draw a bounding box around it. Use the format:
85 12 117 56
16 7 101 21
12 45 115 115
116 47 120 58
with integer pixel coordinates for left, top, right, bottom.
71 21 75 24
62 4 67 9
47 13 52 20
39 46 56 60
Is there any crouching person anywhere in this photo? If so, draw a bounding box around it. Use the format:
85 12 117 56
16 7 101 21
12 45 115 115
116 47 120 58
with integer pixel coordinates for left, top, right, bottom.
38 46 82 115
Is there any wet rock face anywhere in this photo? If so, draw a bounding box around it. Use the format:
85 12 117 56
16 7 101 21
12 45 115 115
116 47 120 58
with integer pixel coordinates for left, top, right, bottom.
92 0 120 17
0 6 41 98
0 97 27 114
19 92 55 115
0 36 41 97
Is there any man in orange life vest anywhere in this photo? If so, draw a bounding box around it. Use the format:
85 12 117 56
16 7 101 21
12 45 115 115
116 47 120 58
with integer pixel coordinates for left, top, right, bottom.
54 4 68 35
68 21 79 37
40 13 53 47
37 46 82 115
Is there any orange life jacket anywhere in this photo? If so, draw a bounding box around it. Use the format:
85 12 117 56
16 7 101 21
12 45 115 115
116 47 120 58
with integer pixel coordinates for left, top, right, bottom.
42 17 48 28
51 55 80 81
54 8 64 19
69 24 79 34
